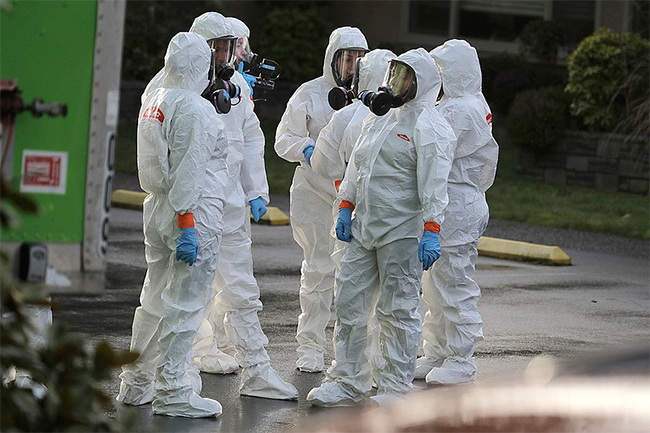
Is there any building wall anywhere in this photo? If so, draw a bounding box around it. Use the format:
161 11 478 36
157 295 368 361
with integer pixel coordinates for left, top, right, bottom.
518 131 649 195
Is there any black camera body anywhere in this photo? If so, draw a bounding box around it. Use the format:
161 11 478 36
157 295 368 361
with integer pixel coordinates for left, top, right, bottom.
244 54 280 92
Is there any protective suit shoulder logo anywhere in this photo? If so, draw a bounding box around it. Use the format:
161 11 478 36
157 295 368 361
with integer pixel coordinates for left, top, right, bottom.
143 105 165 123
397 134 410 142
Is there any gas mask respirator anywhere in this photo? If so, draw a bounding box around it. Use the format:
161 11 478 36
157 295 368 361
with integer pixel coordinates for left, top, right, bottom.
203 39 241 114
327 49 367 111
357 61 417 116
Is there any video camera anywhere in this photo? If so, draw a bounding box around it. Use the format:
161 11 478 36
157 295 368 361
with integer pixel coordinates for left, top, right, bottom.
243 54 280 97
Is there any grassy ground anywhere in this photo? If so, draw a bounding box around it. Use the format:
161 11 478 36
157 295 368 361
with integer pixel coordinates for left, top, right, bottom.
486 147 649 239
114 120 649 239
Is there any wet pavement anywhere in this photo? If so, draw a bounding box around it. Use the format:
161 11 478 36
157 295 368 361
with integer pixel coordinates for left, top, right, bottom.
49 204 650 433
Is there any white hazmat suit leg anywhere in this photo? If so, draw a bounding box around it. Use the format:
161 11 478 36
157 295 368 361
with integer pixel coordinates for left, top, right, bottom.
216 217 298 400
422 241 483 385
274 27 368 373
309 237 422 405
334 238 421 397
152 201 223 417
293 190 337 372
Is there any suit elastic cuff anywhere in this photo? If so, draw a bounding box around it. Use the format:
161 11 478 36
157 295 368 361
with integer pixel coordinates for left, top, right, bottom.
178 212 195 229
424 221 440 233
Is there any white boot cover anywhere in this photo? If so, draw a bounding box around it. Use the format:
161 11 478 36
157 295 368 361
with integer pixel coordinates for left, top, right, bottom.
239 362 298 400
307 381 364 407
425 357 476 385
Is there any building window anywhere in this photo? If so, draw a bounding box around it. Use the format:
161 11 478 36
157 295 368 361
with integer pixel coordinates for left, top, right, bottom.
458 0 546 41
408 0 451 36
631 0 649 37
552 0 595 42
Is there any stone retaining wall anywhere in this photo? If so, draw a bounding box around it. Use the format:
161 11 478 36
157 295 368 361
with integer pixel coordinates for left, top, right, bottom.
517 130 649 195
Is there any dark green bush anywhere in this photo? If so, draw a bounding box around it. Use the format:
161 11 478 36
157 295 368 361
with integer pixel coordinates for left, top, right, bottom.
255 7 330 83
565 27 650 134
506 86 570 152
481 53 567 114
121 0 214 81
518 19 569 64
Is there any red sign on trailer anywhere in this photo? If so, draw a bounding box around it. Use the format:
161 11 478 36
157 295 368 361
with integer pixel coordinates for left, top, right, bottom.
20 150 67 194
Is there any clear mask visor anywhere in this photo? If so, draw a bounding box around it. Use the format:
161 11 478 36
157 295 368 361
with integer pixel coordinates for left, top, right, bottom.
209 37 237 72
333 49 366 87
382 61 416 100
235 37 254 66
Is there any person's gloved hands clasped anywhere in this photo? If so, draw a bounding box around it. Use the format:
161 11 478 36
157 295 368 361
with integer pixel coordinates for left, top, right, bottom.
249 196 267 222
176 213 198 266
303 145 314 167
336 201 354 242
418 223 441 271
238 62 256 97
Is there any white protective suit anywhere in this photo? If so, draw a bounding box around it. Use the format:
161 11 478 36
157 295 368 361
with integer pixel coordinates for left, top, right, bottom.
307 49 455 406
417 40 499 385
311 48 396 378
274 27 368 373
178 13 296 400
192 17 258 372
117 32 229 418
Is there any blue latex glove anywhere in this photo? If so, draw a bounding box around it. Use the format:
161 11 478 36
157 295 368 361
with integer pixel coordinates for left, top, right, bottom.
336 207 353 242
238 62 256 97
303 145 314 167
249 196 267 222
176 227 198 266
418 231 441 271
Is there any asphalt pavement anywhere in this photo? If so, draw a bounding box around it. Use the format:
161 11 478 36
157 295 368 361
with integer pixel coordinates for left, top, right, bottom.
46 174 650 433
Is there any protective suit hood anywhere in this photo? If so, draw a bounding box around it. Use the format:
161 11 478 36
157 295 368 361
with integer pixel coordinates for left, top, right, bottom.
430 39 482 98
226 17 250 38
396 48 442 108
357 49 396 94
323 27 368 87
189 12 234 40
162 32 211 94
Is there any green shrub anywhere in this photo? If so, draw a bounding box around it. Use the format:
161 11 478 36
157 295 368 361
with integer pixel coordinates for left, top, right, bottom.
256 7 330 83
506 86 570 152
519 20 568 64
481 53 567 114
565 28 650 133
121 0 215 81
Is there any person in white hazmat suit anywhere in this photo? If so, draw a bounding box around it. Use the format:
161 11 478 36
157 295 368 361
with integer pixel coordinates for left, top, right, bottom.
415 39 499 385
192 15 252 372
227 16 257 97
274 27 368 373
192 16 261 368
117 32 229 418
307 48 455 407
137 12 242 377
178 12 297 400
311 48 396 381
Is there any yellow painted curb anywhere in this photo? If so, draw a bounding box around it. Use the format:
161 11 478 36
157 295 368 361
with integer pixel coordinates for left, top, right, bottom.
112 189 290 226
112 189 146 210
478 236 571 266
253 206 290 226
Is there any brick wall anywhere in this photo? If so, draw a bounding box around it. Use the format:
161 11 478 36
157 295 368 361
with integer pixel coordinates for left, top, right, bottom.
517 130 649 195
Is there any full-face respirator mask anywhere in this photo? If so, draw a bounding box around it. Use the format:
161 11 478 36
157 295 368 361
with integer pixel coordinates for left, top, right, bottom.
202 37 241 114
357 60 417 116
327 48 367 110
